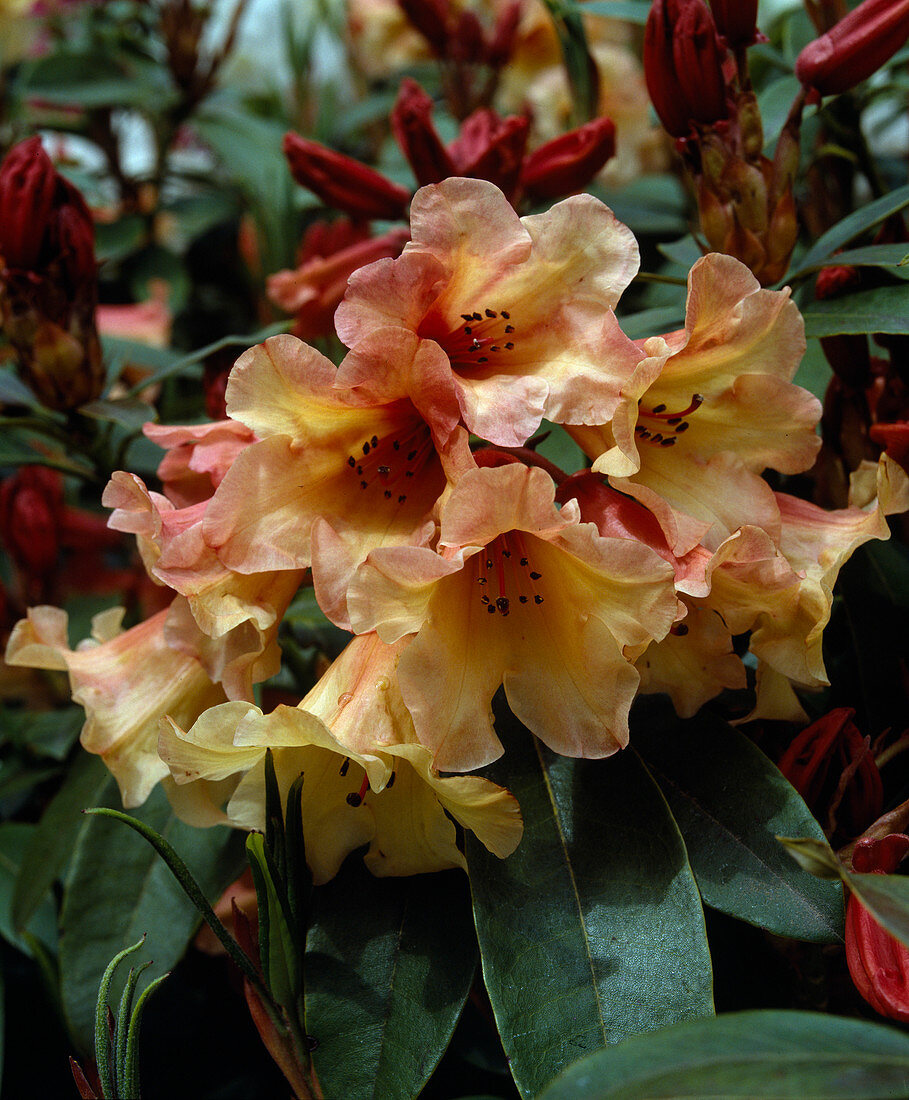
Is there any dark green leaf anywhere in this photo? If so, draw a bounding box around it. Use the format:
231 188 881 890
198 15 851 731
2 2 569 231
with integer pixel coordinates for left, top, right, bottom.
790 243 909 281
3 706 84 761
0 371 38 407
540 0 598 123
802 285 909 336
0 823 59 955
467 712 713 1099
306 858 476 1100
632 705 844 942
60 787 246 1049
78 397 158 431
619 305 686 340
12 752 109 933
796 183 909 273
539 1010 909 1099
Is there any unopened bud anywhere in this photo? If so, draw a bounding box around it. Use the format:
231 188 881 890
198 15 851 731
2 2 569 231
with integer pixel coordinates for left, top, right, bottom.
796 0 909 96
846 834 909 1023
710 0 759 47
448 110 529 202
283 133 410 221
672 1 728 128
391 79 456 186
644 0 698 138
521 117 616 201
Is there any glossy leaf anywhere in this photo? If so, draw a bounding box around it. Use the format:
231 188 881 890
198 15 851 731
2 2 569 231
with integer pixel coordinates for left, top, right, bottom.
0 823 59 956
467 711 713 1099
59 786 246 1049
632 705 844 942
540 1010 909 1099
797 182 909 272
305 858 476 1100
12 753 110 933
802 285 909 337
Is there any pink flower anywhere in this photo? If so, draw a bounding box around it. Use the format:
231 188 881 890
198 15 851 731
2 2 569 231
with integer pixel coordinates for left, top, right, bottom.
347 462 678 771
335 177 643 447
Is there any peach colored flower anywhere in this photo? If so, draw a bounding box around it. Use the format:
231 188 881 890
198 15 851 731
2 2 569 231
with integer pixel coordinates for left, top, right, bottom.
96 280 171 348
202 331 474 625
570 253 820 556
334 177 643 448
267 226 409 343
346 462 679 771
5 604 226 807
160 632 522 882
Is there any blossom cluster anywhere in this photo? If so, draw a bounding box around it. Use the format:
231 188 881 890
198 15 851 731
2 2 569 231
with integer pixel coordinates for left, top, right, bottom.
7 177 908 883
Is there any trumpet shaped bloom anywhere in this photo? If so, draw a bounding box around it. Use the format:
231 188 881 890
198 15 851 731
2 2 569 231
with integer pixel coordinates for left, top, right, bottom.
203 331 473 625
347 462 679 770
570 253 820 555
160 632 522 882
5 603 226 807
334 177 643 447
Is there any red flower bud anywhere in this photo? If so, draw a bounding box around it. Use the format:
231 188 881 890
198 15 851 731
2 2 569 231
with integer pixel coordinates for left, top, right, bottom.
391 79 456 186
448 110 529 202
778 707 883 839
0 465 65 583
710 0 759 47
0 136 58 271
485 0 522 68
645 0 727 137
521 117 616 201
283 133 410 222
672 1 729 127
846 834 909 1022
396 0 450 54
796 0 909 96
645 0 696 138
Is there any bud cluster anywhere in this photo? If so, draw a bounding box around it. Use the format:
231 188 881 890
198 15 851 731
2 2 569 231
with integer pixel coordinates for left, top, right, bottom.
643 0 798 285
0 137 103 410
284 77 616 225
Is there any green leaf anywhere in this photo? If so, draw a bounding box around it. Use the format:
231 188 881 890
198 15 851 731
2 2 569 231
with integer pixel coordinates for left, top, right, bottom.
59 786 246 1049
619 305 686 341
78 397 158 431
802 285 909 336
246 832 299 1009
796 182 909 274
12 752 109 933
0 823 59 956
539 1010 909 1099
790 243 909 281
582 1 650 23
95 938 146 1100
467 711 713 1099
631 705 844 942
306 858 476 1100
540 0 599 123
3 706 83 760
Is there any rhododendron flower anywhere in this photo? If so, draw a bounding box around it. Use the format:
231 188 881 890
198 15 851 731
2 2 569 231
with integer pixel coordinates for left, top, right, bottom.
5 604 226 806
707 454 909 693
557 470 743 718
347 462 679 771
267 224 410 343
569 253 820 555
335 177 643 448
159 632 522 882
103 473 301 699
202 331 474 625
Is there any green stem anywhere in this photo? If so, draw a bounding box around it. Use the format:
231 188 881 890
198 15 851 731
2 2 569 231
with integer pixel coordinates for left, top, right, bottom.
82 808 278 1014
